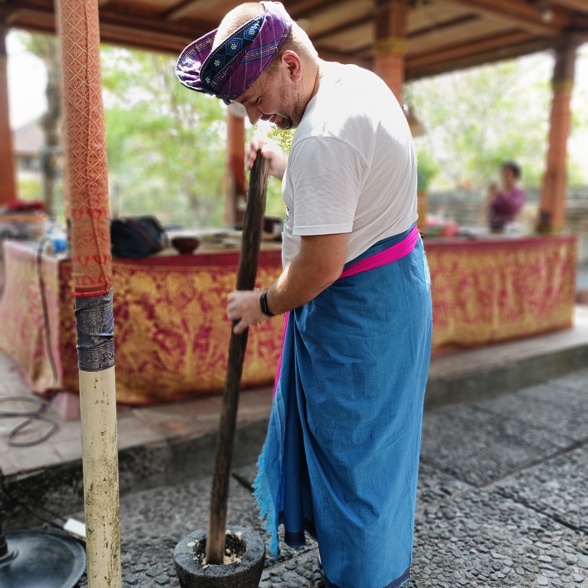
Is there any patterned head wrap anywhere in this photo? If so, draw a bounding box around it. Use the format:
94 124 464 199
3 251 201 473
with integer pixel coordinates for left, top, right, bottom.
176 2 292 104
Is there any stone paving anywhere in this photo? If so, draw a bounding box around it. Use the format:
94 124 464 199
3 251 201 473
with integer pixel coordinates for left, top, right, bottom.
65 368 587 588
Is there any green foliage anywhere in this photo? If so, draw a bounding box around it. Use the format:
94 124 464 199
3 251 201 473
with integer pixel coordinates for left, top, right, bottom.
409 55 554 191
16 31 588 228
267 128 295 154
100 46 227 227
416 150 438 193
17 176 43 200
20 31 56 64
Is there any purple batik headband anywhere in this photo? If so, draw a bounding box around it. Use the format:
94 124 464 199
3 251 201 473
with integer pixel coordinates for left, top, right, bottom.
176 1 292 104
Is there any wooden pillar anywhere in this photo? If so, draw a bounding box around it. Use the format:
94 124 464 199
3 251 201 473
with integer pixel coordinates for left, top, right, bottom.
0 28 17 205
538 42 577 233
373 0 409 103
225 110 247 228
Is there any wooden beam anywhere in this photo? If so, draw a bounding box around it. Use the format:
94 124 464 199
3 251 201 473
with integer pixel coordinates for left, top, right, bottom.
290 0 355 23
569 15 588 31
310 14 373 43
406 37 556 80
447 0 571 35
2 1 215 53
407 30 534 69
99 7 216 40
165 0 211 23
410 13 481 39
551 0 588 12
315 46 372 69
287 0 332 19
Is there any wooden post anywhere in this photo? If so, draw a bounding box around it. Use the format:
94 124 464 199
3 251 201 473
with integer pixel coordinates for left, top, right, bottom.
0 28 17 206
55 0 121 586
538 42 577 233
206 153 269 564
373 0 409 103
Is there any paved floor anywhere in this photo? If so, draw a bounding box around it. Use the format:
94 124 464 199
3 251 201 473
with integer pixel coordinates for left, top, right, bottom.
0 306 587 587
70 362 588 587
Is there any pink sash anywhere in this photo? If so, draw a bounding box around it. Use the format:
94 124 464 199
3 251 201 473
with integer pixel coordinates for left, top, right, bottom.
273 226 419 397
339 225 419 279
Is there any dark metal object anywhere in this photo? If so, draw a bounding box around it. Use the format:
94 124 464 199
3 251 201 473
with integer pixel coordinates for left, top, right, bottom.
206 152 269 564
0 530 86 588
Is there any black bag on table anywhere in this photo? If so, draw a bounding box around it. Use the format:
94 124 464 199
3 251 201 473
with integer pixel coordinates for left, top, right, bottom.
110 216 168 259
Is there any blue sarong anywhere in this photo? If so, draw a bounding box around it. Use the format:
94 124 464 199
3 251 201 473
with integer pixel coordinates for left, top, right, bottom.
254 225 433 588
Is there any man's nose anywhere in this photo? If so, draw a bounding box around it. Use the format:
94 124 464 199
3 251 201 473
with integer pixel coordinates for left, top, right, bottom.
245 105 262 125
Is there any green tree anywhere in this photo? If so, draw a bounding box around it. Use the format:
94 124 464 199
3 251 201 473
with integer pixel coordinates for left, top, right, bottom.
101 46 228 227
407 52 586 192
19 32 63 218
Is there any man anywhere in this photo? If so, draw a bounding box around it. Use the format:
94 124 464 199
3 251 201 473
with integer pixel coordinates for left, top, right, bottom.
176 3 432 587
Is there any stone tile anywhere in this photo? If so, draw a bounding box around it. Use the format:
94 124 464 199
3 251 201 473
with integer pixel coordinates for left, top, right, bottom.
73 459 588 588
0 412 62 461
8 440 64 473
472 381 588 441
0 353 30 396
132 395 223 440
53 436 83 463
238 387 273 424
232 463 258 486
411 488 588 587
416 461 473 511
420 405 573 486
130 387 271 443
117 413 167 450
550 368 588 393
493 446 588 535
0 445 20 475
48 418 82 441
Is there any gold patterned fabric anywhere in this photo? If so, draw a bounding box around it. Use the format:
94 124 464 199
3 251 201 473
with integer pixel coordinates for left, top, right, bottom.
0 242 285 404
0 235 578 404
426 235 578 351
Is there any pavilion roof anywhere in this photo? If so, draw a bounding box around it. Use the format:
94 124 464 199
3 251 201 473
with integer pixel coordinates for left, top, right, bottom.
2 0 588 81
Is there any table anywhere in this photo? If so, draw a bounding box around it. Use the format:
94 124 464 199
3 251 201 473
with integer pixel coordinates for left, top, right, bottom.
425 234 578 350
0 234 578 404
0 240 285 404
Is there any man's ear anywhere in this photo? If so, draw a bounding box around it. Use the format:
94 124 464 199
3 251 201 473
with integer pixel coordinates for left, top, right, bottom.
281 50 303 82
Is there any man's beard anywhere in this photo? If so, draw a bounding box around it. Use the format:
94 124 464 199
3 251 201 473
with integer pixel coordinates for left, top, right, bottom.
275 117 294 130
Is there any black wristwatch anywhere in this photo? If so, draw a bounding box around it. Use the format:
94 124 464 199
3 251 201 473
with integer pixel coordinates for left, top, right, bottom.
260 290 275 317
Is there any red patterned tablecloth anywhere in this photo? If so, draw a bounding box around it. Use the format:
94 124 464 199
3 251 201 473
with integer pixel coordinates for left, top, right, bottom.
425 234 577 350
0 234 578 403
0 241 284 404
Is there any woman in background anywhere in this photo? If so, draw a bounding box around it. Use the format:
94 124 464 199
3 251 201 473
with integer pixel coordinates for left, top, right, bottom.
483 161 527 232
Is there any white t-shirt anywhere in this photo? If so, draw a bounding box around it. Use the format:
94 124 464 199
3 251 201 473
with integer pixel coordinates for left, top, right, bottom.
281 61 418 265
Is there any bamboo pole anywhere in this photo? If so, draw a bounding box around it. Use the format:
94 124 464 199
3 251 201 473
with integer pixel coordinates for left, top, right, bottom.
79 360 121 586
56 0 122 585
206 153 269 564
